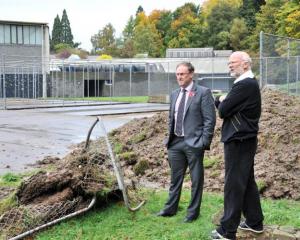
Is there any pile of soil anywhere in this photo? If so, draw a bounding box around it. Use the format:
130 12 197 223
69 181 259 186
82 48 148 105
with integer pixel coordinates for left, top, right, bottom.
110 88 300 200
0 141 119 239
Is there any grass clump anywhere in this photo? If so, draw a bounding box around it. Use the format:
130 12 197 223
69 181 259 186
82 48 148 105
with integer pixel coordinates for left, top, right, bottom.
0 173 22 187
0 194 17 216
203 157 220 169
257 179 267 193
133 160 149 176
117 151 137 165
130 132 147 144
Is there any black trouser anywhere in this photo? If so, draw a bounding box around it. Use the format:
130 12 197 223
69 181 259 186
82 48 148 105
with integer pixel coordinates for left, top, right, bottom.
163 136 204 217
218 137 264 238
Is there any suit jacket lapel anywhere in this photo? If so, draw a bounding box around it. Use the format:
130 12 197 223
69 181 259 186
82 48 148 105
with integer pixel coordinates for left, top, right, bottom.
171 89 180 118
184 83 197 117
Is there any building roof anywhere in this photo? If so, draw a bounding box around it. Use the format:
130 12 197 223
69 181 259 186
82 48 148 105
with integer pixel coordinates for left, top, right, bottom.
0 19 48 26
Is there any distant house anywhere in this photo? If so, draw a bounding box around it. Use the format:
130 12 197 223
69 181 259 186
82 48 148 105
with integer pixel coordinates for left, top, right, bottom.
0 20 50 97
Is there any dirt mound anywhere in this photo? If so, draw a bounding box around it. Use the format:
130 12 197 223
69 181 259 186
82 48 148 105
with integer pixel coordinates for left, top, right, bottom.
110 89 300 200
0 140 119 239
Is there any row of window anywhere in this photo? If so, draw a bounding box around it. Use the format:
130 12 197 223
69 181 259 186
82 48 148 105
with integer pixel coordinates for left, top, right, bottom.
0 24 42 45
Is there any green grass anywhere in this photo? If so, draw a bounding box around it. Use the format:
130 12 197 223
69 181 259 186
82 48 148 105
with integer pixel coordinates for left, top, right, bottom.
35 189 300 240
0 173 23 187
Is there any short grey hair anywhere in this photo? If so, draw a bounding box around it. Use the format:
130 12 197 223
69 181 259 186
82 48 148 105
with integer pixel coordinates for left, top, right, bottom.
176 62 195 73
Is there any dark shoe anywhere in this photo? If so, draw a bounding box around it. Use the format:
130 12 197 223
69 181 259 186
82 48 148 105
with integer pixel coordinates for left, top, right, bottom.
156 210 175 217
238 221 264 233
183 215 198 223
211 230 233 240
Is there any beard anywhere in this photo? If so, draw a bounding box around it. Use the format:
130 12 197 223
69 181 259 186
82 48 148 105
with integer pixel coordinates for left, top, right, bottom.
230 66 244 78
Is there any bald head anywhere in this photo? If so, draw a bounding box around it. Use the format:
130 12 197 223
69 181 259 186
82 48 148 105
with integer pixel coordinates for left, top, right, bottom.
228 51 252 78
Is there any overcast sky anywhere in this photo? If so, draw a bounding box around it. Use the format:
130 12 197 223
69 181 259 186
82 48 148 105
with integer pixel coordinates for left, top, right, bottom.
0 0 204 51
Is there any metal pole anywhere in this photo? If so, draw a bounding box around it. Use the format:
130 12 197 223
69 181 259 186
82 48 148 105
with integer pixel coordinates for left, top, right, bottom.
297 56 299 95
3 55 7 109
265 58 268 87
129 64 132 97
287 39 290 94
167 62 170 94
259 31 263 89
147 63 150 97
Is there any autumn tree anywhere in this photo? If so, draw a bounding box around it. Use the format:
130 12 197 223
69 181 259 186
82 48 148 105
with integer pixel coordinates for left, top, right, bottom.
167 3 204 49
133 12 163 57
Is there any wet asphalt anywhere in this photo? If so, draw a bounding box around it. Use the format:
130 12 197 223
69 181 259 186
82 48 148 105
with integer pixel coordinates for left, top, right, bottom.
0 103 168 174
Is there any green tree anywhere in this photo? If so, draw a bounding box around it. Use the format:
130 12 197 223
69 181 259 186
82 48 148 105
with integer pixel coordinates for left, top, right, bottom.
239 0 265 31
91 23 118 56
136 5 144 16
50 14 62 51
167 3 204 49
133 22 162 57
247 0 285 53
61 9 74 46
204 2 239 49
229 18 249 50
123 16 135 40
276 1 300 38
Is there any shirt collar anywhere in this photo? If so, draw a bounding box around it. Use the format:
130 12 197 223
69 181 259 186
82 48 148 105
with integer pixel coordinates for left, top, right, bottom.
234 70 254 84
181 81 194 92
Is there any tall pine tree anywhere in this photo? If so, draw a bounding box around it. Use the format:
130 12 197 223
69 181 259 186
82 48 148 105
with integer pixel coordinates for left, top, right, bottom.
61 9 74 46
51 15 62 51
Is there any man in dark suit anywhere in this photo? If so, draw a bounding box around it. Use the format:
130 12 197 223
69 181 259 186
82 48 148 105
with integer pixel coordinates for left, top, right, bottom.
157 62 216 223
211 51 264 240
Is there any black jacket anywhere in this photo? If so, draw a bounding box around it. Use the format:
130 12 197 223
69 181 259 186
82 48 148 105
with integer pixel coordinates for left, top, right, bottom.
215 77 261 143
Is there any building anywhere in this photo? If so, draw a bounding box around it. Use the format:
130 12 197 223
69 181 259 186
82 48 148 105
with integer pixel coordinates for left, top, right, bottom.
0 20 50 98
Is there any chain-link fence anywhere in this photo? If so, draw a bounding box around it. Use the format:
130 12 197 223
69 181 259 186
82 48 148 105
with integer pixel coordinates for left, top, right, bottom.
1 56 234 109
260 32 300 95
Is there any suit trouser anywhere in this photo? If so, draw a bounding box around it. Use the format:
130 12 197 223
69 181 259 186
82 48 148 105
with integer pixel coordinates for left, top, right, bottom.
219 137 264 238
163 136 204 217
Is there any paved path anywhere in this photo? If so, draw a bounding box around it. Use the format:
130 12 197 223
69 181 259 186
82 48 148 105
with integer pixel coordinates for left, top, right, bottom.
0 103 168 174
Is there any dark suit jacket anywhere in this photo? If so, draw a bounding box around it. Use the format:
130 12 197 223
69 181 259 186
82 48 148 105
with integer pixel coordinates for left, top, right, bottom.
166 82 216 150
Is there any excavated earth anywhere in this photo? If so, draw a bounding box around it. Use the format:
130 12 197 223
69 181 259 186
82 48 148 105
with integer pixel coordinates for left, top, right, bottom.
108 88 300 200
0 88 299 239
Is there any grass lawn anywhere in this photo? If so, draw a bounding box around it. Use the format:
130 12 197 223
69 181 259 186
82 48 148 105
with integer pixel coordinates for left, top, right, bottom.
35 189 300 240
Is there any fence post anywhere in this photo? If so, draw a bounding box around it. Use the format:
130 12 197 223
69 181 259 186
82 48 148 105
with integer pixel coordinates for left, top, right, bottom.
259 31 263 89
147 63 150 97
297 56 299 95
129 64 132 97
287 39 290 94
3 55 7 109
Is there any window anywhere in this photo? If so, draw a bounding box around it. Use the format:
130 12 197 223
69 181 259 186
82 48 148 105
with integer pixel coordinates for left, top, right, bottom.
17 26 23 44
29 26 36 44
11 25 17 44
36 26 42 44
4 25 10 43
0 25 4 43
0 23 43 45
23 26 30 44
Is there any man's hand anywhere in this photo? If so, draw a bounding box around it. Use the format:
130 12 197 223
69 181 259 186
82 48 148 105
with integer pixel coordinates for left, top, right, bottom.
219 94 227 102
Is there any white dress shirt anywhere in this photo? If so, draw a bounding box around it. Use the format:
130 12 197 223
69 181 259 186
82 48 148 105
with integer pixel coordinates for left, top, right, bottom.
174 81 194 136
234 70 254 84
